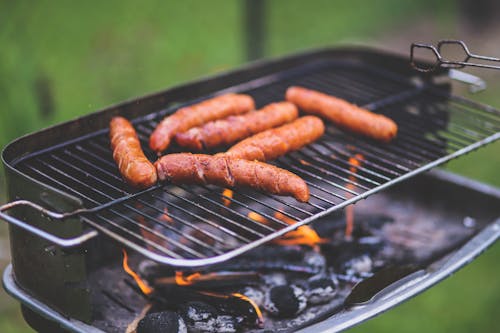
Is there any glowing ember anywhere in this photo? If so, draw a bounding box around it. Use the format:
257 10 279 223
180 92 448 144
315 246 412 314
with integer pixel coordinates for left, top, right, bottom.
345 154 365 239
122 249 153 295
232 292 264 326
247 211 269 224
158 207 173 223
175 271 201 286
247 210 326 247
299 159 312 166
222 188 234 207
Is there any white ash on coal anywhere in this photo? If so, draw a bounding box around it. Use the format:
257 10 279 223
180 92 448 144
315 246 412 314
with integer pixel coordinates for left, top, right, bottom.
344 254 373 276
178 301 241 333
239 286 265 307
264 285 307 317
305 275 339 305
137 311 187 333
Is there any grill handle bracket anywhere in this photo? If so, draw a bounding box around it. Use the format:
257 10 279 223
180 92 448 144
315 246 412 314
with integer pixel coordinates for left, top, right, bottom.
0 200 98 247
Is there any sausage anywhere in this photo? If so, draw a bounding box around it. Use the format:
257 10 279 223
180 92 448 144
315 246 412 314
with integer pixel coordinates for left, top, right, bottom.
110 117 157 188
155 153 309 202
286 86 397 142
224 116 325 161
149 93 255 152
175 102 299 151
175 101 299 152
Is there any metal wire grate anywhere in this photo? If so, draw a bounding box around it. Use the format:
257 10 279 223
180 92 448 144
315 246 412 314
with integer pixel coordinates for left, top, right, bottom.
12 60 500 266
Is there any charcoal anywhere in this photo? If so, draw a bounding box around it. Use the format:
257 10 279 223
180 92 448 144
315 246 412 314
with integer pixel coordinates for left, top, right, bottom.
155 285 259 326
306 275 338 305
179 301 218 322
344 255 373 276
138 260 175 281
239 286 265 307
264 285 307 317
179 302 241 333
262 272 287 287
137 311 187 333
303 251 327 272
321 239 382 272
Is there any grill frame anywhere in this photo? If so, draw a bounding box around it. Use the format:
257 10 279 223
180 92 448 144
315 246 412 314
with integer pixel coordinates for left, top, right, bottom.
2 47 500 267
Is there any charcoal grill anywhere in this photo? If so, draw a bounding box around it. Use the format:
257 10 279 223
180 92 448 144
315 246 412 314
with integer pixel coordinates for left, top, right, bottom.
1 47 499 332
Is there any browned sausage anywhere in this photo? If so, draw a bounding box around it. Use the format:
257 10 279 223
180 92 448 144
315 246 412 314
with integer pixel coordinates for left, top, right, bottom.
155 153 309 202
110 117 157 188
224 116 325 161
175 102 299 151
286 86 398 142
149 93 255 152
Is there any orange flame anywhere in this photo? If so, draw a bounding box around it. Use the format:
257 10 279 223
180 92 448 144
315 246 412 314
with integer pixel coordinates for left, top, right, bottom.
232 292 264 326
175 271 201 286
299 159 312 166
247 211 270 225
222 189 233 207
273 212 327 248
158 207 174 223
122 249 153 295
248 210 326 247
345 153 364 239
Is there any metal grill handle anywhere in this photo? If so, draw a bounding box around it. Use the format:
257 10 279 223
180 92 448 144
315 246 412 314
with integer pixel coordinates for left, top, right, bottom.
0 200 98 247
410 40 500 73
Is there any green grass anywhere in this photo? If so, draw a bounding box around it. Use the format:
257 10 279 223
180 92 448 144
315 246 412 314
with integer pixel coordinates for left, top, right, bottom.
1 1 498 332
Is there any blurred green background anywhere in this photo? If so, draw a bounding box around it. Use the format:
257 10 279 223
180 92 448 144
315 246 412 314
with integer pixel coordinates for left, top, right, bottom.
0 0 498 332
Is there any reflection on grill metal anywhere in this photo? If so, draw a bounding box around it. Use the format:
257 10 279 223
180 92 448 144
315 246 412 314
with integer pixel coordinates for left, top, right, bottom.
12 61 500 266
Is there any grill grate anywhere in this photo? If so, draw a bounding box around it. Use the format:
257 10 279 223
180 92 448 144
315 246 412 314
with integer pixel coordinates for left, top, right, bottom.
11 61 500 266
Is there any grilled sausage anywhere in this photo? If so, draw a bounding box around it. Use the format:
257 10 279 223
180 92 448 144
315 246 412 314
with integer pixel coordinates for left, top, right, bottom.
110 117 157 188
224 116 325 161
286 86 397 142
175 102 299 151
155 153 309 202
149 93 255 152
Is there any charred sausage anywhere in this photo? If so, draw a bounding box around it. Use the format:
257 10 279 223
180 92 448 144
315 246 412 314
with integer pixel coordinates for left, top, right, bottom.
155 153 309 202
110 117 157 188
286 86 397 142
149 93 255 152
175 102 299 151
224 116 325 161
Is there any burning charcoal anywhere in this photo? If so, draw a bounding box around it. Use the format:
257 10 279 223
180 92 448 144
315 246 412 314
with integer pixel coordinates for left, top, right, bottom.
155 285 260 327
193 245 321 275
306 275 338 305
138 260 175 281
239 286 265 307
321 239 381 272
262 272 287 287
264 285 307 317
213 315 240 333
344 254 373 276
303 251 327 272
179 302 241 333
137 311 187 333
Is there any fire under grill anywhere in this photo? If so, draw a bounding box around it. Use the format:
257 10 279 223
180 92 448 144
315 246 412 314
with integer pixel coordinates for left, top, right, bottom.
3 57 500 266
1 48 500 333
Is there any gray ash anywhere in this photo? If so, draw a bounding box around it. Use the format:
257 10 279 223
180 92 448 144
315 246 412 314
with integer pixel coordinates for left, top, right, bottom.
178 302 241 333
305 275 338 305
137 311 187 333
264 285 307 318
